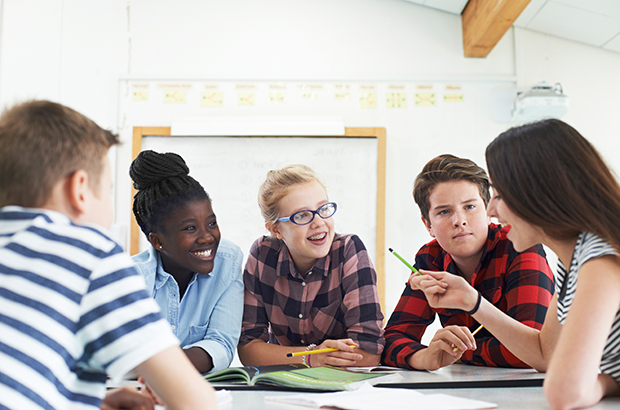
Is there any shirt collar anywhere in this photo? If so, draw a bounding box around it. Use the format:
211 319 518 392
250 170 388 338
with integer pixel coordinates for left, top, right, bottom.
1 205 71 225
473 223 503 275
0 206 111 237
153 249 199 290
276 239 328 279
485 223 503 253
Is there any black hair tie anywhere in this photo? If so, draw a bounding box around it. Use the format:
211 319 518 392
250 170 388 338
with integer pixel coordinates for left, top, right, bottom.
465 291 482 315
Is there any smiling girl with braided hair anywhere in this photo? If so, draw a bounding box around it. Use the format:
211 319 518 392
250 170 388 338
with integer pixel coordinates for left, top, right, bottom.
131 149 244 374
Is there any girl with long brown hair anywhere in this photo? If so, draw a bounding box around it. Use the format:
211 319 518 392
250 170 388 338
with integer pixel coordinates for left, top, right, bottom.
409 119 620 409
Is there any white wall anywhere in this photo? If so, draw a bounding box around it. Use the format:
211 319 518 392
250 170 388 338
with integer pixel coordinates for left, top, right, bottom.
1 0 620 320
515 27 620 169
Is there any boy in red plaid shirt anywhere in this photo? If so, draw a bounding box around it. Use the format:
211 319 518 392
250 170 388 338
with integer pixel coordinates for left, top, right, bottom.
382 154 554 370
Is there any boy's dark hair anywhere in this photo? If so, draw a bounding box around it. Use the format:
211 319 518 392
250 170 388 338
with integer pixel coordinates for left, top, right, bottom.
0 100 119 207
130 150 211 238
413 154 490 221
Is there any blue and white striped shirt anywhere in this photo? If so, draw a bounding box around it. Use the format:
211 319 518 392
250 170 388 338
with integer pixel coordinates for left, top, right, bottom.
0 206 179 410
557 231 620 383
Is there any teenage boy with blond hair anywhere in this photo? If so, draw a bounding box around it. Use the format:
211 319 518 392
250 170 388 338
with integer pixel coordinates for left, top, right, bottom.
0 100 216 410
382 154 555 371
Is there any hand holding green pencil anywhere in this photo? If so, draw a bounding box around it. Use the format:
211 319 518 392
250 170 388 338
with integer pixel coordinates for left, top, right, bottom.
389 247 484 348
388 248 421 275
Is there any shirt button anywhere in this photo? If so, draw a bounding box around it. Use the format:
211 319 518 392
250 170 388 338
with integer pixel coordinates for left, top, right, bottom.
301 339 305 344
171 325 176 330
308 271 312 275
302 282 306 286
298 314 303 319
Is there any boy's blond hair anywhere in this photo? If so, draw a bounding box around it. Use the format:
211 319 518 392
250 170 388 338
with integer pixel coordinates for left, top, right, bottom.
0 100 119 207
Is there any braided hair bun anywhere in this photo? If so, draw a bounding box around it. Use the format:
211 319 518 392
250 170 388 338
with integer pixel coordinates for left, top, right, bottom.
130 150 189 191
130 150 210 237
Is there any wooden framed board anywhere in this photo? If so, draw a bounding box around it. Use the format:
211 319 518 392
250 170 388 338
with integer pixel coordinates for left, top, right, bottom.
130 126 387 307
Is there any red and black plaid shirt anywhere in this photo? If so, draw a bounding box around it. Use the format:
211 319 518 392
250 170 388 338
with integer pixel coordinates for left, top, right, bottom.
382 223 554 368
240 233 385 354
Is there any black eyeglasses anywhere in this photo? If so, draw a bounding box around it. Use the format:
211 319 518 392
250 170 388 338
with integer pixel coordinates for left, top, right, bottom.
277 202 337 225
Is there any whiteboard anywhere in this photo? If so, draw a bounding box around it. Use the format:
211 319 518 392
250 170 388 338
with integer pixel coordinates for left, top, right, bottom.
130 128 386 304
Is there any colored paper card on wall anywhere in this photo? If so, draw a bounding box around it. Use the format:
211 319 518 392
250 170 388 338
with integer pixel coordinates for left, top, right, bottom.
298 83 324 100
298 83 325 92
235 83 258 91
133 90 148 101
334 84 351 100
386 92 407 108
238 93 255 106
164 90 186 104
269 83 287 91
302 92 318 100
415 92 436 106
201 91 224 107
444 94 464 103
416 84 434 91
359 92 377 108
269 92 286 103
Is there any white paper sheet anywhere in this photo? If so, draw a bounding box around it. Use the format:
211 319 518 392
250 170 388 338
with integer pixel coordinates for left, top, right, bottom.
265 383 497 410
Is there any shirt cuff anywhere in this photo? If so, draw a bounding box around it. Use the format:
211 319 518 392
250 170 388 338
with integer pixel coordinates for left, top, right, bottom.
185 340 232 373
396 343 427 369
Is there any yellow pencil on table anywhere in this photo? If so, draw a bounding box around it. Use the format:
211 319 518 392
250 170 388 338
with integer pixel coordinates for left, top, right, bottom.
286 346 357 357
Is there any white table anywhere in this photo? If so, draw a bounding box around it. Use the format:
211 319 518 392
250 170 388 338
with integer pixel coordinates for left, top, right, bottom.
213 365 620 409
223 387 620 410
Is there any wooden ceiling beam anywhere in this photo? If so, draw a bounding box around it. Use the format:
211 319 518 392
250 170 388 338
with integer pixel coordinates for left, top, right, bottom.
462 0 531 58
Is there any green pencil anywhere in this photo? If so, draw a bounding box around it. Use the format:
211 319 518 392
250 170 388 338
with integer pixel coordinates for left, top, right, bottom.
390 247 486 349
389 248 421 276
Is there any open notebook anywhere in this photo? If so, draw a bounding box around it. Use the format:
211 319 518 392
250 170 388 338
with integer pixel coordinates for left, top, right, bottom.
204 364 400 391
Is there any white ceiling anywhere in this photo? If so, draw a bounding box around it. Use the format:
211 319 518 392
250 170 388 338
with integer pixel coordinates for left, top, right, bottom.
402 0 620 53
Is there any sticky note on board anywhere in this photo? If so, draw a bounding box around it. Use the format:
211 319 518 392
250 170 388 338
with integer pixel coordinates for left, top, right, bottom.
302 92 318 100
133 90 148 101
238 93 255 106
444 94 464 103
334 92 350 101
386 92 407 108
359 92 377 108
269 92 286 103
415 92 436 106
201 91 224 107
164 90 186 104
